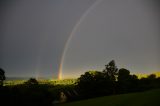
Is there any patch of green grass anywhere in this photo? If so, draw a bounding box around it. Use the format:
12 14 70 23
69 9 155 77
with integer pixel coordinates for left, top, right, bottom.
59 89 160 106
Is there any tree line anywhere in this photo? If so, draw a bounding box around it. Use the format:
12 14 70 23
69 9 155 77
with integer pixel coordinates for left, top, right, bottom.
76 60 160 99
0 60 160 105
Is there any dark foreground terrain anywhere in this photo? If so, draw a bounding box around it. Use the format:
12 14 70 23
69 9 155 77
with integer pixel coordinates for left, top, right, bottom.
59 89 160 106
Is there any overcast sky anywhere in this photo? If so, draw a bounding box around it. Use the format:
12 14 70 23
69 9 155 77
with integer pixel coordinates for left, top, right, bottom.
0 0 160 79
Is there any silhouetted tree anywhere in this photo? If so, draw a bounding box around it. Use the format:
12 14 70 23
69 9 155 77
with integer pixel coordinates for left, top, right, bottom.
0 68 6 86
25 78 38 85
117 68 130 93
103 60 118 81
147 74 158 88
139 74 159 91
76 71 107 98
129 74 139 92
118 68 130 77
147 74 156 80
117 68 139 93
103 60 118 94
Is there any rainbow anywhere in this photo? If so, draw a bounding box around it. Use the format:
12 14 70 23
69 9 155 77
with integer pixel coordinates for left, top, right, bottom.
58 0 103 80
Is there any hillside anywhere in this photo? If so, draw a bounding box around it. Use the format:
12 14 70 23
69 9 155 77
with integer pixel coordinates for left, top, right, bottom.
59 89 160 106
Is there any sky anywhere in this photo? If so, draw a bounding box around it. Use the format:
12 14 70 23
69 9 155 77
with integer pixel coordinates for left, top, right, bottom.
0 0 160 79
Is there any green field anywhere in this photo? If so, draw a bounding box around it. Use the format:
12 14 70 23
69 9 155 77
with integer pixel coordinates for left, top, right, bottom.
4 79 77 86
59 89 160 106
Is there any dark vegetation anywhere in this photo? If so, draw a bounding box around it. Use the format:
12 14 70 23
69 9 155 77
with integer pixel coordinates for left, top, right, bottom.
0 68 5 86
59 89 160 106
76 60 160 100
0 60 160 106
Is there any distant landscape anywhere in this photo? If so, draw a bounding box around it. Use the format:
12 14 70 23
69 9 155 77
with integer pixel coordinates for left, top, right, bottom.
1 60 160 106
4 72 160 86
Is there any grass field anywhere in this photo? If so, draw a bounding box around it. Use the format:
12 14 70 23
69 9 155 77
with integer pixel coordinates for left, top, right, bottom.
58 89 160 106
